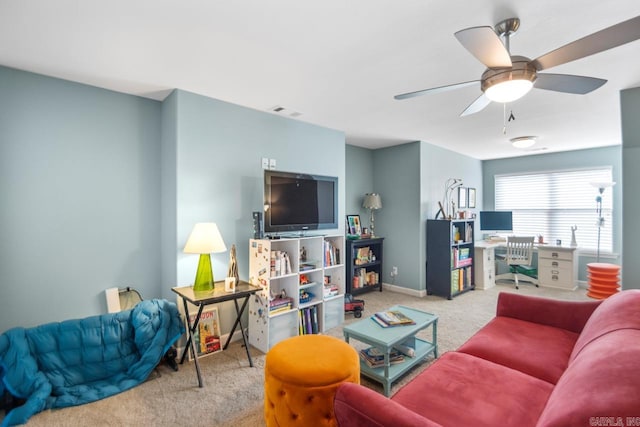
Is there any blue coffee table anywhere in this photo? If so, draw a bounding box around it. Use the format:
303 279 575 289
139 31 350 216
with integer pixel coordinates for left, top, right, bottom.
343 305 438 396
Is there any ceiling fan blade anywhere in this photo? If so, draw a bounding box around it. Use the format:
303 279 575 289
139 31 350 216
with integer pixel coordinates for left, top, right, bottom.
455 26 512 68
394 80 479 100
534 73 607 94
532 15 640 71
460 94 491 117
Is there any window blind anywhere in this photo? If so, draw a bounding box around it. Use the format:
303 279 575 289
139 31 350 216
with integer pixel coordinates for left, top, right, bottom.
494 168 613 252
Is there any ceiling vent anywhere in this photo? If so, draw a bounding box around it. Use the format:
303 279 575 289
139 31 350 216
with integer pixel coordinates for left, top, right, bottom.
269 105 302 118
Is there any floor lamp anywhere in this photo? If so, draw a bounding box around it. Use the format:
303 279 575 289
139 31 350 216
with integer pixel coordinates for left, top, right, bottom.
591 181 615 263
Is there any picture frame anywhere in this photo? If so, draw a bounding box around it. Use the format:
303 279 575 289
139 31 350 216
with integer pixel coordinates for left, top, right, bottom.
458 187 467 209
468 188 476 208
346 214 362 235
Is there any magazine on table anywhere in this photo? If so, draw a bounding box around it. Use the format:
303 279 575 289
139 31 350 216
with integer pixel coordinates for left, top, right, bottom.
373 310 415 327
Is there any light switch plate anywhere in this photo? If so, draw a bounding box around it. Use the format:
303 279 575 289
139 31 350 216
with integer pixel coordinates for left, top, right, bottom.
261 158 269 169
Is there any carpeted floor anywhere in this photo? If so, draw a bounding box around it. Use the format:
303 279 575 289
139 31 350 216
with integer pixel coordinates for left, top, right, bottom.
6 283 590 426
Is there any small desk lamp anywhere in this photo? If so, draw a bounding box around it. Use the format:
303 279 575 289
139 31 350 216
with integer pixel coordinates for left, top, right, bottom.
590 181 616 263
184 223 227 292
362 193 382 237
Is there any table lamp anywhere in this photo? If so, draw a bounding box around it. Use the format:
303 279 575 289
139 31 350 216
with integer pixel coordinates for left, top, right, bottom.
184 223 227 292
362 193 382 237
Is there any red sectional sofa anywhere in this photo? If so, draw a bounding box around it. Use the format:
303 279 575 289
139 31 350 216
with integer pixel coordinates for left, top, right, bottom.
334 290 640 427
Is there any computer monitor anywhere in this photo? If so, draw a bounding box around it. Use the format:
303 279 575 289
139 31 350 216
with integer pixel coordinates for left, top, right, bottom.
479 211 513 234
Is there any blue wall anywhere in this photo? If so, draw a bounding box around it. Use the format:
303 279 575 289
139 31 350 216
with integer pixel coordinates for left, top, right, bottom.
346 141 483 294
166 90 345 330
621 87 640 289
0 67 345 333
345 144 374 221
482 146 623 283
2 64 635 333
0 66 162 329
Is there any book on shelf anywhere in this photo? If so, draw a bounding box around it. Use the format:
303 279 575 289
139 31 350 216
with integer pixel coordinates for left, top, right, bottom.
298 306 319 335
269 305 292 315
299 262 316 272
311 305 319 334
324 240 340 267
355 246 370 265
372 310 415 327
451 269 459 294
269 296 293 308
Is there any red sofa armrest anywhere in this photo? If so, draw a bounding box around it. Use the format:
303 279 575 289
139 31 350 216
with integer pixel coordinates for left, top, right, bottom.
334 383 442 427
496 292 601 333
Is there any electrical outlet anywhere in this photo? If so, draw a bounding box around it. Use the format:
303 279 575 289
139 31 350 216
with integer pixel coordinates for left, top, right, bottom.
391 266 398 277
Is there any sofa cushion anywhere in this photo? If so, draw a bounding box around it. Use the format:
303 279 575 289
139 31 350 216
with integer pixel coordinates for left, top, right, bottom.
569 289 640 362
392 352 554 427
457 316 579 384
537 329 640 427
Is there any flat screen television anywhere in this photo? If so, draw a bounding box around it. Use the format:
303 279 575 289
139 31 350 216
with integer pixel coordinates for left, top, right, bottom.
479 211 513 232
263 170 338 233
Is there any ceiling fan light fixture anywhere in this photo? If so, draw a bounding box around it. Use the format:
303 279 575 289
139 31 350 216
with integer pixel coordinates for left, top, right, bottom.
485 79 534 103
481 56 537 103
510 136 537 148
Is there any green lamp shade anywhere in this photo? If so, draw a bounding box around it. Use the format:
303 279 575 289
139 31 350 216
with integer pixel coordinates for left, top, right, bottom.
193 253 215 292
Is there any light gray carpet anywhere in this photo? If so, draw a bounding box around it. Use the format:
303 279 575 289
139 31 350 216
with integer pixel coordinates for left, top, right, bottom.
6 284 590 426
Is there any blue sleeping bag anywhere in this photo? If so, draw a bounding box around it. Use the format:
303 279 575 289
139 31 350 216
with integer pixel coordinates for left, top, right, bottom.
0 299 184 426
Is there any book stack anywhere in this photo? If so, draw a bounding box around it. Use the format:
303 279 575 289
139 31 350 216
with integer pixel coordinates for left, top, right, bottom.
372 310 415 327
323 283 339 298
359 347 404 368
269 296 293 314
453 247 472 268
299 262 316 272
298 305 319 335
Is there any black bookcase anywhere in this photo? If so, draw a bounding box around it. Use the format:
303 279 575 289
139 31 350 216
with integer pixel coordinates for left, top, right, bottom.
346 237 384 296
426 220 475 299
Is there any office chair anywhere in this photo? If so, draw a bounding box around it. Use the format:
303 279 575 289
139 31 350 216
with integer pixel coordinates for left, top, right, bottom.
495 236 538 289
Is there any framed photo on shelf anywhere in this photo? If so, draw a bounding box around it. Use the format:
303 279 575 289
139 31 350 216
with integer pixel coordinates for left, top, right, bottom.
346 214 362 235
468 188 476 208
185 306 222 360
458 187 467 209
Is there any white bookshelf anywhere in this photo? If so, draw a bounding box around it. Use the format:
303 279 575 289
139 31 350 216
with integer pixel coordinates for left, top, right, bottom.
248 235 345 353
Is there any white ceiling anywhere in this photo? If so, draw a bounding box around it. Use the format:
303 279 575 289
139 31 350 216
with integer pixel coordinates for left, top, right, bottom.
1 0 639 160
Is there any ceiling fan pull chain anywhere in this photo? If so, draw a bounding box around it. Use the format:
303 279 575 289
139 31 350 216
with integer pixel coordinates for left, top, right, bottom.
503 103 507 135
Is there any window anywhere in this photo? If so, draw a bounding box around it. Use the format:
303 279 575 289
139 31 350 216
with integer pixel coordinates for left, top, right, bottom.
494 168 613 253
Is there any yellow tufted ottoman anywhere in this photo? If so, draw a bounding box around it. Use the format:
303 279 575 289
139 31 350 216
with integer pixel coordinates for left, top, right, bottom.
264 334 360 426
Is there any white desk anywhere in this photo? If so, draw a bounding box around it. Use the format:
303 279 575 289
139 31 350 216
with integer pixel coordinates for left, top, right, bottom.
474 241 578 290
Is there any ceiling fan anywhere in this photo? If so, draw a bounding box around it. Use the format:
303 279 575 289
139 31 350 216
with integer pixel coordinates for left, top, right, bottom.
394 15 640 116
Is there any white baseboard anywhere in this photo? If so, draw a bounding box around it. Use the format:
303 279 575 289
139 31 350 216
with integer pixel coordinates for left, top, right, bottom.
381 282 427 297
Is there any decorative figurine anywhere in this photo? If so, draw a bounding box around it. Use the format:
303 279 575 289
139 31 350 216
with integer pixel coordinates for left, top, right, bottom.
227 244 240 286
570 225 578 247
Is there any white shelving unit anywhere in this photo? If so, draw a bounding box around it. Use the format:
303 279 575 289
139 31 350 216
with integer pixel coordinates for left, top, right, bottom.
248 235 345 353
